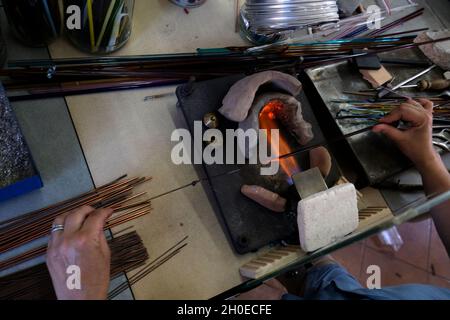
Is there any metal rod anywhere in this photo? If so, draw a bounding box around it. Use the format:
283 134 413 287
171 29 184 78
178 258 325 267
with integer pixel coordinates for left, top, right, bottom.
392 64 437 90
378 86 412 99
378 64 437 98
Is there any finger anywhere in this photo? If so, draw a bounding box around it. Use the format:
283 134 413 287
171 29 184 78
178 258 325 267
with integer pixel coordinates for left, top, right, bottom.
64 206 96 235
406 99 422 109
417 98 434 112
81 208 113 235
379 104 425 126
48 214 68 248
402 102 423 112
373 124 406 143
378 108 402 124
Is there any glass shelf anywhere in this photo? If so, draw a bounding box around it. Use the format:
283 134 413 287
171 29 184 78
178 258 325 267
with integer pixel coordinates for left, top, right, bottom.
217 190 450 299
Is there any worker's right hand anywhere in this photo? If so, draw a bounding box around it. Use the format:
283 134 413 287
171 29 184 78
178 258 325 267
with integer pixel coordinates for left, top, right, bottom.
373 98 440 173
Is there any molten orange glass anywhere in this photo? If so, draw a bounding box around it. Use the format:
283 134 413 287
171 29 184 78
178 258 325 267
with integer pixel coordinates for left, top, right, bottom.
259 100 300 179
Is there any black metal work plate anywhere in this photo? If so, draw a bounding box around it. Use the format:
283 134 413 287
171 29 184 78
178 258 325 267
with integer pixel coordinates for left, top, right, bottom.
176 75 339 254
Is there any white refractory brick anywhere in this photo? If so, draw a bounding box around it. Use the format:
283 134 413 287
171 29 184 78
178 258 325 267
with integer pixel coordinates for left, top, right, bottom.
297 183 359 252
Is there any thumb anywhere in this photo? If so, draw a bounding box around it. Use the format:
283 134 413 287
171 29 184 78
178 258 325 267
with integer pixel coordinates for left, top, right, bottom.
373 124 405 143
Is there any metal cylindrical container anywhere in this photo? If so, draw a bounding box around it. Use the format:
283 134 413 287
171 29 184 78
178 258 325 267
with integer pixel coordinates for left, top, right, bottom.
3 0 63 47
66 0 135 54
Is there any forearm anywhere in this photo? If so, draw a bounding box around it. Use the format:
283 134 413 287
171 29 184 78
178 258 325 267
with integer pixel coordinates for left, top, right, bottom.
417 153 450 255
373 99 450 254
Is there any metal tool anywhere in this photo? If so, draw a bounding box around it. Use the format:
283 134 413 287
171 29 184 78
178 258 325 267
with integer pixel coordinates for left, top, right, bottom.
433 141 450 153
378 86 411 99
400 79 450 91
433 129 450 142
378 64 437 98
433 129 450 153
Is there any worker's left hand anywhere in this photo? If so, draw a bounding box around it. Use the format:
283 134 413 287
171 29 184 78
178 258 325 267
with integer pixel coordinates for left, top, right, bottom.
46 206 113 300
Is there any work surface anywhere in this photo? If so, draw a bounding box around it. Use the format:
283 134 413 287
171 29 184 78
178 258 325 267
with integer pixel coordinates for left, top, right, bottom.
2 0 450 299
50 0 252 300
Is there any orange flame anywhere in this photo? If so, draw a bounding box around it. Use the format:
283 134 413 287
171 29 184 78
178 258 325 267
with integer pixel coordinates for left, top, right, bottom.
259 100 300 179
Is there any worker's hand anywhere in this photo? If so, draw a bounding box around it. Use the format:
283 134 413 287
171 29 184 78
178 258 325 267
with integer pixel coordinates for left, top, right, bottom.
373 98 440 172
46 206 113 300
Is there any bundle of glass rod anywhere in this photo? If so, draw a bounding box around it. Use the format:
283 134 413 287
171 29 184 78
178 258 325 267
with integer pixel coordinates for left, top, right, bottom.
0 175 152 256
239 0 340 44
4 35 450 102
335 107 390 126
334 99 450 125
108 236 189 300
0 231 149 300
